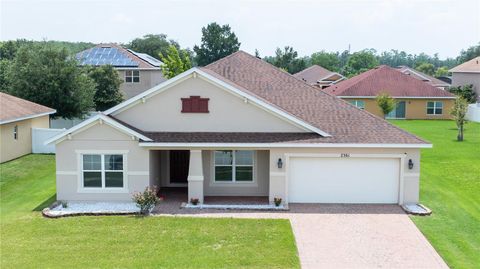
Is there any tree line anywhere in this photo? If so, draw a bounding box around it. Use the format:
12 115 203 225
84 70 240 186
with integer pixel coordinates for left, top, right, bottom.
1 22 479 119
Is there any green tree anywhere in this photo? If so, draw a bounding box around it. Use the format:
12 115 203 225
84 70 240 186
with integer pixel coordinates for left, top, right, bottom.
450 97 469 141
310 51 341 72
266 46 306 74
86 65 124 111
0 59 11 91
435 66 449 77
376 92 396 119
6 43 95 119
415 62 435 76
127 34 179 60
449 84 477 103
457 43 480 63
193 23 241 66
160 45 192 79
343 49 379 77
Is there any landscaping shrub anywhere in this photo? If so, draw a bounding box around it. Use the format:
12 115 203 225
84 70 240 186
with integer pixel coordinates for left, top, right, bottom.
132 186 159 214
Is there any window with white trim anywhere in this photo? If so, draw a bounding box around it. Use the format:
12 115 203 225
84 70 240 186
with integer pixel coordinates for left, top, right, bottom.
427 101 443 115
82 154 124 188
125 70 140 83
349 100 365 109
13 125 18 140
214 150 254 182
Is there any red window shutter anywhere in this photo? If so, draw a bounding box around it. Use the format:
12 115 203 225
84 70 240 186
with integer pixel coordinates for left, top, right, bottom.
181 96 209 113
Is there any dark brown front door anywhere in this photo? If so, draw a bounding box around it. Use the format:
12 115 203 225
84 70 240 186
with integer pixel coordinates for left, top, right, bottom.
169 150 190 183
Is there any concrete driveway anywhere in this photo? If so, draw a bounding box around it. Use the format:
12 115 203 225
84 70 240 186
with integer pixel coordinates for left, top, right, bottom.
154 202 448 268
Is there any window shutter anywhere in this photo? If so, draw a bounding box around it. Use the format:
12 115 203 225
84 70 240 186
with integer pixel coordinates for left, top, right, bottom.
181 96 209 113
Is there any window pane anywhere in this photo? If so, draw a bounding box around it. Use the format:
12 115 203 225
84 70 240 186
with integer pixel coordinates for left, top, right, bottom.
235 150 253 165
126 70 132 76
236 166 253 181
125 77 132 82
83 172 102 187
104 155 123 170
133 70 140 76
215 166 232 181
436 102 443 108
357 101 365 109
133 77 140 83
83 155 101 170
435 108 443 115
427 108 435 114
215 151 232 165
427 102 434 108
105 172 123 187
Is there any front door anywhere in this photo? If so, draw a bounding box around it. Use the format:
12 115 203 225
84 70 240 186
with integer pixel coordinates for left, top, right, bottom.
169 150 190 184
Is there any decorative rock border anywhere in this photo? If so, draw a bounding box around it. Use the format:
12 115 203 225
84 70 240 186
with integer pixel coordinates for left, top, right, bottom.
402 203 432 216
181 203 289 211
42 202 141 218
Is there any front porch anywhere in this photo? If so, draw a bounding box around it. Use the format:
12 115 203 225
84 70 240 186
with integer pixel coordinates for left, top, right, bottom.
148 148 286 207
153 187 279 213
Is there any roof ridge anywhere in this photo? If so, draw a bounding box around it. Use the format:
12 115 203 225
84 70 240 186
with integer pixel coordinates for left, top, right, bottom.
204 50 245 68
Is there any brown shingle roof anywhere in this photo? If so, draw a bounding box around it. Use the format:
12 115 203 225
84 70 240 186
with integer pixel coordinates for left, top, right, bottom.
449 57 480 73
397 66 450 87
202 51 427 144
0 92 55 124
293 65 340 85
324 65 456 98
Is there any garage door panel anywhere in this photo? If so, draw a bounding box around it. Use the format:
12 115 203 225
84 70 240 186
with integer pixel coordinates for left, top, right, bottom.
288 157 400 203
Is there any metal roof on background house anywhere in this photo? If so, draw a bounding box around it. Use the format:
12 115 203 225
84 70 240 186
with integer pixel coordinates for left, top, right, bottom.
325 65 456 98
76 44 161 69
0 92 56 124
397 66 450 88
449 57 480 73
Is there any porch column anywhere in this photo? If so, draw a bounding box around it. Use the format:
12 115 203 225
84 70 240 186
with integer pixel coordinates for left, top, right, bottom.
187 150 204 204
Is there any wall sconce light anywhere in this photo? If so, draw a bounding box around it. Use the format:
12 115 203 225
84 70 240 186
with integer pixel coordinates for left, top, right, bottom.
408 159 414 170
277 158 283 169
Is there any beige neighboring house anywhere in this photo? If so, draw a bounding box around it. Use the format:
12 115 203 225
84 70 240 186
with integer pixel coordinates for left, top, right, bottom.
0 92 56 163
47 51 430 206
325 65 456 119
293 65 345 88
449 56 480 102
76 44 166 99
397 66 451 90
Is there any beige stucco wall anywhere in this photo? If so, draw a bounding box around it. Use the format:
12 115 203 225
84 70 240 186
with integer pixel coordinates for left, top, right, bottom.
0 116 49 163
114 76 306 132
268 147 422 205
118 69 166 99
55 123 149 201
202 150 269 196
344 98 454 120
451 72 480 101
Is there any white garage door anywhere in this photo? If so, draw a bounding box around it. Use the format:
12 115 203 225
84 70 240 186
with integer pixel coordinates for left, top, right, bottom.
288 157 400 203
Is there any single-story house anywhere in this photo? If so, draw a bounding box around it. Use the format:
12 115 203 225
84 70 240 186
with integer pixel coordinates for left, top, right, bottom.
449 56 480 103
293 65 345 88
76 44 166 99
397 66 450 90
324 65 456 119
0 92 56 163
47 51 431 206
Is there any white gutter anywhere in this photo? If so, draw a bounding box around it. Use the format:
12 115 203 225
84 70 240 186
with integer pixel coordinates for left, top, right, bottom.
138 142 432 149
0 110 56 125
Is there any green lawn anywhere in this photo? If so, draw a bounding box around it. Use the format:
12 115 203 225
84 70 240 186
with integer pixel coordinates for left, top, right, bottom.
0 155 299 269
391 120 480 269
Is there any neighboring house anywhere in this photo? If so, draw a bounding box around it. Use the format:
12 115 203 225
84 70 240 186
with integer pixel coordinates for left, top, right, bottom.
0 92 56 163
325 65 456 119
76 44 166 99
47 51 430 206
293 65 345 88
397 66 450 90
449 56 480 102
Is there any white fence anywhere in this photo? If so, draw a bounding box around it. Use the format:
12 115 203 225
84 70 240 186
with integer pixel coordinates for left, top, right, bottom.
466 103 480 123
32 128 65 153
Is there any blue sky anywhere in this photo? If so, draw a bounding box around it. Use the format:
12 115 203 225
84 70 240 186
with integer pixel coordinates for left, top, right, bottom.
1 0 479 58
